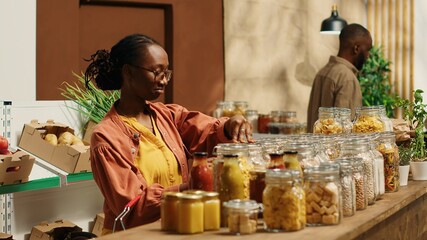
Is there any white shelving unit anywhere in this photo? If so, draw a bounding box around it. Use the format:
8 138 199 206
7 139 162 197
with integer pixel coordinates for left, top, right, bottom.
0 100 103 239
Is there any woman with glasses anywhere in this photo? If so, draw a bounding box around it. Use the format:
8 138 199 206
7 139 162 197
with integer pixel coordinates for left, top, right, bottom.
84 33 254 235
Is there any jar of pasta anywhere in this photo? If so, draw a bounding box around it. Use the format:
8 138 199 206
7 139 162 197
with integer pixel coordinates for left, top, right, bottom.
234 101 248 116
352 106 385 133
220 101 235 117
304 163 341 226
376 131 400 192
177 194 204 234
263 169 306 232
223 199 260 235
339 138 377 205
336 159 356 217
313 107 343 134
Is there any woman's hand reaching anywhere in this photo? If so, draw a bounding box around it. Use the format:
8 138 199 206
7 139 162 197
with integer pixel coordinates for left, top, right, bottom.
224 115 255 143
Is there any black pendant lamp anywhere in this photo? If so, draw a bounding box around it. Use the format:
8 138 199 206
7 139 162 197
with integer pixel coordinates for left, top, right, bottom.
320 4 347 35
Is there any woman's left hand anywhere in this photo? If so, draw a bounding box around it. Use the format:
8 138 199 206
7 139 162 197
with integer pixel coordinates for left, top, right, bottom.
224 115 255 143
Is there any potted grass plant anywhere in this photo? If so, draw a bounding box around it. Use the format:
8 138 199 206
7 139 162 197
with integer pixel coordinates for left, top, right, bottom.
60 72 120 141
394 89 427 180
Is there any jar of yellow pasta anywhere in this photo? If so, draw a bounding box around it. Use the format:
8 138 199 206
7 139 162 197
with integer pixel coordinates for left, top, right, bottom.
352 106 385 133
304 163 342 226
263 169 306 232
313 107 343 134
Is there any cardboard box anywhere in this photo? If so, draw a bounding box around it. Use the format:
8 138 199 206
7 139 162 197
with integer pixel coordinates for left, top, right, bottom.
18 120 91 173
0 150 35 185
29 220 82 240
0 232 13 240
91 213 104 237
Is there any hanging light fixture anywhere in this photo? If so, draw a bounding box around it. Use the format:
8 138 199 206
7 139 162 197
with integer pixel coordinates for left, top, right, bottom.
320 4 347 35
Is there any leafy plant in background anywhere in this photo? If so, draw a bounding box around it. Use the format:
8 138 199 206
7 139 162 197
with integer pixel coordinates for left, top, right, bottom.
394 89 427 161
358 45 396 118
398 144 411 166
60 72 120 124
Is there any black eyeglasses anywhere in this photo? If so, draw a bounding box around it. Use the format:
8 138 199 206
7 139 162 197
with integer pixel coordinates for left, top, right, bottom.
129 64 172 82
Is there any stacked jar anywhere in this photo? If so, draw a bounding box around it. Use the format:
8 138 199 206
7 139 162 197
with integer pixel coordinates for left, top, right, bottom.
263 169 306 232
313 107 343 134
304 163 341 226
352 106 385 133
339 137 377 205
376 131 400 192
336 159 356 217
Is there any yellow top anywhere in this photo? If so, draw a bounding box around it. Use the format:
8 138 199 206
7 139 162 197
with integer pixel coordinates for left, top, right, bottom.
120 115 182 187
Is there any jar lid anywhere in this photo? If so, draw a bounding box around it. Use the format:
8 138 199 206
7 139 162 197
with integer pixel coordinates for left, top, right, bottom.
193 152 208 157
179 193 203 201
163 192 183 199
201 191 219 199
223 199 259 210
182 190 206 195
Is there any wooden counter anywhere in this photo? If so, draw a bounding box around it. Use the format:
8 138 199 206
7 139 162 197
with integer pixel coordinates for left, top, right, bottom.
96 180 427 240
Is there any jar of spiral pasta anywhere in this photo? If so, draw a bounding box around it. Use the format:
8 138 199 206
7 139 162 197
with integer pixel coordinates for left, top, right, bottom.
352 106 385 133
376 131 400 192
263 169 306 232
313 107 343 134
304 163 341 226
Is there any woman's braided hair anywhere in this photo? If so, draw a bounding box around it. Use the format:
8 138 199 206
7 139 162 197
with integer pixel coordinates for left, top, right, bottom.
84 34 159 90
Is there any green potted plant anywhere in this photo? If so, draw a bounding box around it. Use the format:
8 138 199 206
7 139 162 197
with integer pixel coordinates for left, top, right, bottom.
358 45 396 118
394 89 427 180
60 72 120 141
398 144 411 185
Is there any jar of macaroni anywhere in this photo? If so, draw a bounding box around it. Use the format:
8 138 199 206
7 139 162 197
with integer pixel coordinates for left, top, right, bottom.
161 192 183 231
313 107 343 134
263 169 306 232
223 199 260 235
177 194 204 234
352 106 385 133
304 163 341 226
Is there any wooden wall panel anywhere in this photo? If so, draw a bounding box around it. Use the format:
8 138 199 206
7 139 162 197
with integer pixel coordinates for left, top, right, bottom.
36 0 224 114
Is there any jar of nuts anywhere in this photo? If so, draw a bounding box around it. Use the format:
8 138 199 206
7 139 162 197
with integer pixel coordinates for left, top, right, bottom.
263 169 306 232
313 107 343 134
304 163 342 226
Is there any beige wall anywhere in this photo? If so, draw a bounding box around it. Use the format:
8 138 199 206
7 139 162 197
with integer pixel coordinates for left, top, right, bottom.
224 0 366 123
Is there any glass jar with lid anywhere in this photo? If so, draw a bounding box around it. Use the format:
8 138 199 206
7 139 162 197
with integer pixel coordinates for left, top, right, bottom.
234 101 248 116
339 138 377 205
366 133 385 196
352 106 385 133
177 193 204 234
352 157 368 210
313 107 343 134
161 192 183 231
376 131 400 192
281 111 298 123
190 152 213 191
258 114 271 133
336 158 356 217
270 110 285 123
245 110 259 133
304 163 341 226
223 199 260 235
220 101 235 117
283 142 323 172
335 107 353 133
213 101 226 118
263 169 306 232
377 105 393 131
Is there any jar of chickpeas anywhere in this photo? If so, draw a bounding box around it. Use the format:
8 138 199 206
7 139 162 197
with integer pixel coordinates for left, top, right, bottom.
263 169 306 232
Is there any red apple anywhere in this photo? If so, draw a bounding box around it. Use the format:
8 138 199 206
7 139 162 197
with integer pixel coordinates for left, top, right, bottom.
0 136 9 151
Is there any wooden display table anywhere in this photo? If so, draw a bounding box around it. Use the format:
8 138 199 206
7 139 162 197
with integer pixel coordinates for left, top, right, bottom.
96 180 427 240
